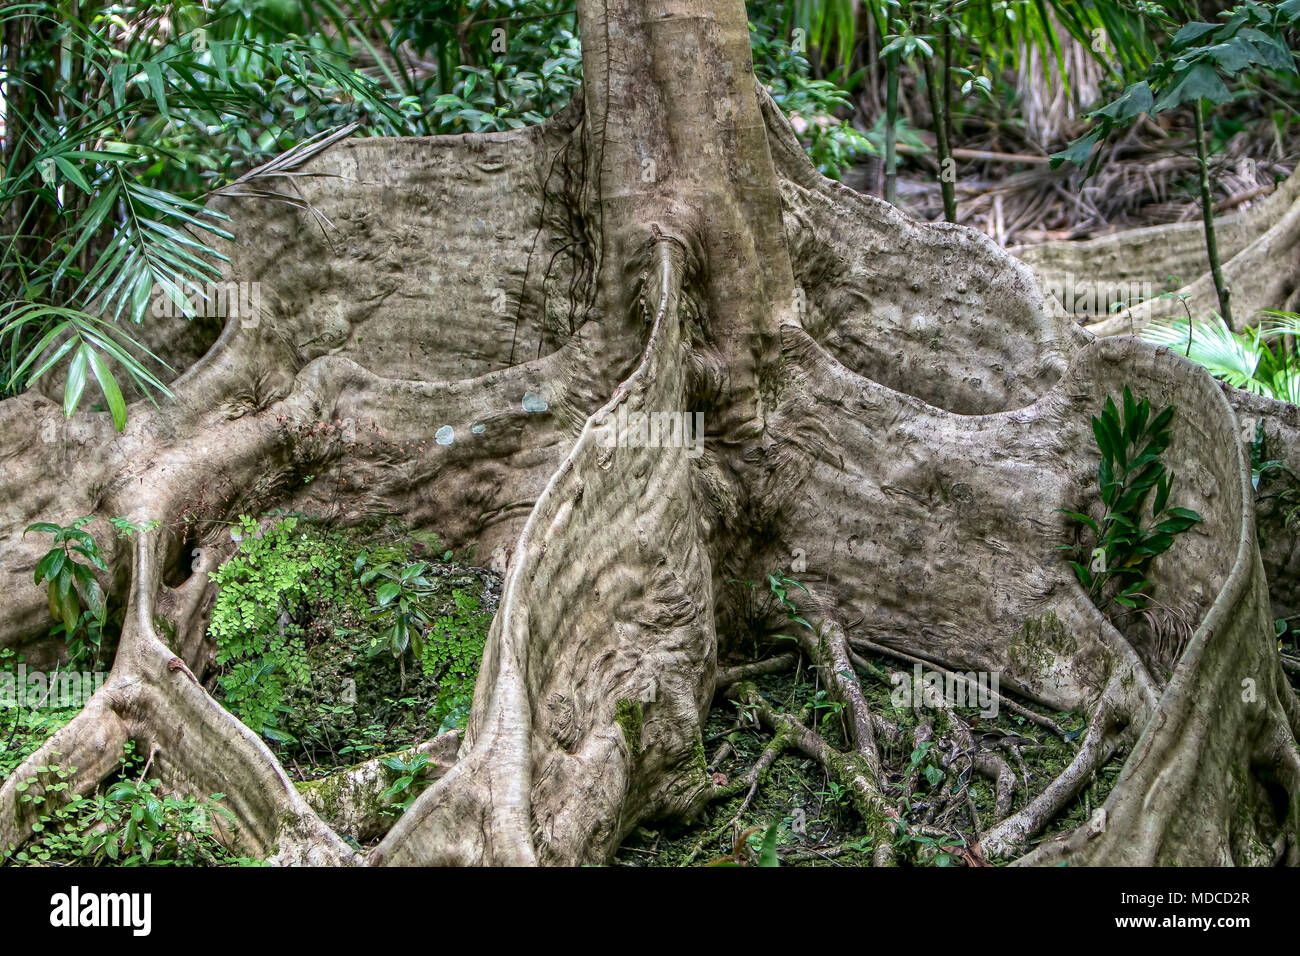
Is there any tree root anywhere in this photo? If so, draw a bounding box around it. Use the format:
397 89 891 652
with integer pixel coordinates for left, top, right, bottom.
1012 167 1300 333
0 24 1293 866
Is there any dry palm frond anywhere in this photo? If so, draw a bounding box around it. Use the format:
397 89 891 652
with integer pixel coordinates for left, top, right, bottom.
1016 16 1104 148
207 124 360 237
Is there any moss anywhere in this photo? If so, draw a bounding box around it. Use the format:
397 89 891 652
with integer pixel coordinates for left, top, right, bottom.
690 736 708 775
295 775 345 821
294 760 395 827
152 615 178 652
409 529 445 554
1010 610 1076 673
615 698 644 760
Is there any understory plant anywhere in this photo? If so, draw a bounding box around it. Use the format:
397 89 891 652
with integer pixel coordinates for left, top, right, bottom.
208 514 343 740
207 515 495 763
24 517 108 667
0 649 82 781
1142 310 1300 404
378 751 434 815
1059 388 1204 614
3 743 254 866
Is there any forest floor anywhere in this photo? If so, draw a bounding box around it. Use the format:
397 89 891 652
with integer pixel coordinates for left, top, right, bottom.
849 112 1300 248
611 653 1118 868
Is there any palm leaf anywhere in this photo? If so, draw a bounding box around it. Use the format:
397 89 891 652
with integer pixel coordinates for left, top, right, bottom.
1141 315 1266 392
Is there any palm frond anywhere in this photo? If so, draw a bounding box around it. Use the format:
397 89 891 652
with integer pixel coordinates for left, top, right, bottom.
1141 315 1266 392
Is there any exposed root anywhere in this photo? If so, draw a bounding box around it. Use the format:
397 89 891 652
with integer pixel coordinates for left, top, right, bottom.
848 635 1073 741
726 681 899 866
981 698 1124 861
716 653 800 689
295 732 461 843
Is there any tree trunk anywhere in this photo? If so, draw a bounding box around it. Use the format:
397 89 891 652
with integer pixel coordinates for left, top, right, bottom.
2 0 1298 866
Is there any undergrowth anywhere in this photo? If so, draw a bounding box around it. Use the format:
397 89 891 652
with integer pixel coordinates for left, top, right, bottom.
2 742 259 867
613 655 1106 868
205 514 498 779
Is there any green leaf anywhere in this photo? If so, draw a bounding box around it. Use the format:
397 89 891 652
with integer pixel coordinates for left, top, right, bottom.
757 821 781 867
1153 472 1172 517
69 543 107 571
1170 22 1219 50
110 64 127 110
141 61 169 118
1057 510 1100 535
34 549 67 585
1051 131 1100 170
1092 415 1113 463
52 156 92 194
1094 81 1153 122
57 570 81 634
79 578 107 626
63 345 89 418
1099 456 1116 506
130 271 155 325
85 346 128 431
376 582 401 606
1147 405 1175 438
1153 63 1232 112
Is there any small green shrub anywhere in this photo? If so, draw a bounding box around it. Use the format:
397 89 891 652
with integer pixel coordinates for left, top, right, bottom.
24 517 109 667
750 19 874 179
4 744 257 867
1059 387 1203 613
379 751 434 815
208 515 354 740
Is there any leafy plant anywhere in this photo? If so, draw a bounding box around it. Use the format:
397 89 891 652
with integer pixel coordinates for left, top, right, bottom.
378 751 433 814
358 558 492 727
4 744 254 866
808 687 846 729
704 821 783 866
24 517 108 666
1142 310 1300 404
1059 388 1203 612
750 17 875 179
1 0 414 419
900 830 965 866
208 514 347 740
360 558 438 669
1054 1 1300 322
418 588 494 731
206 516 496 760
1057 1 1300 175
762 572 815 637
910 739 945 790
756 820 782 867
109 516 162 538
0 648 82 780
